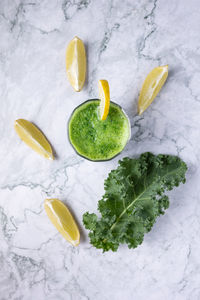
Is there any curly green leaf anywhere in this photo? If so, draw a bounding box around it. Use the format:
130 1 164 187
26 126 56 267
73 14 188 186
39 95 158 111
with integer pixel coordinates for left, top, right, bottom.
83 152 187 252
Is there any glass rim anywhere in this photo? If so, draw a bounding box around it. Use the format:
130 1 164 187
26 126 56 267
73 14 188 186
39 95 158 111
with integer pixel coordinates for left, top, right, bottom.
67 99 131 162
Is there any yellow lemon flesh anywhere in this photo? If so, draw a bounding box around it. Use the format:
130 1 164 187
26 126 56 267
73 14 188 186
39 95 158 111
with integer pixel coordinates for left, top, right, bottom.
44 198 80 246
66 36 86 92
14 119 54 160
138 65 168 115
99 79 110 120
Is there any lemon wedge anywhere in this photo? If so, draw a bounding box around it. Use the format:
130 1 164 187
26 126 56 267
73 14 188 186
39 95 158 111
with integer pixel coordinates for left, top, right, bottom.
99 79 110 120
66 36 86 92
44 198 80 246
138 65 168 115
14 119 54 160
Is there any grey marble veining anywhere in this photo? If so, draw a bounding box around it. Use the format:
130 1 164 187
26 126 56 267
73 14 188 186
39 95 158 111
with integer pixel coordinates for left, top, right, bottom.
0 0 200 299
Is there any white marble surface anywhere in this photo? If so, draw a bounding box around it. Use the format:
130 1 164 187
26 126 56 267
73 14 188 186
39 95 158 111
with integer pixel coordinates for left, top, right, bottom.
0 0 200 299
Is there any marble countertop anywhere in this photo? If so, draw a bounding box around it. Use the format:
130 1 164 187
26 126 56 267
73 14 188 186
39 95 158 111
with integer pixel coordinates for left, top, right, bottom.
0 0 200 299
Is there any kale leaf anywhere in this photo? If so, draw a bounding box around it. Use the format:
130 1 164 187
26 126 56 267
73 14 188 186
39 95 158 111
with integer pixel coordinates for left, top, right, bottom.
83 152 187 252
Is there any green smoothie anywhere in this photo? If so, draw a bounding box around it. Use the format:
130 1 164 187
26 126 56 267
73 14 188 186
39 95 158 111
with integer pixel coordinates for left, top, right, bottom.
68 99 130 161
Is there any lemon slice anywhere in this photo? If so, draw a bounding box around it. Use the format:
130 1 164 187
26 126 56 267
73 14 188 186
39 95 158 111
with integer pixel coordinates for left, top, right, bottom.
138 65 168 115
66 36 86 92
44 198 80 246
99 79 110 120
14 119 54 160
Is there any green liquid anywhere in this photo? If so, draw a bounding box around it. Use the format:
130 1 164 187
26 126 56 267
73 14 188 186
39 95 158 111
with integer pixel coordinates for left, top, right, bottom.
68 100 130 161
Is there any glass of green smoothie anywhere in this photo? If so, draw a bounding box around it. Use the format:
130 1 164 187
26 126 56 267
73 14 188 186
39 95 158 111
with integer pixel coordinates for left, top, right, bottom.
68 99 131 161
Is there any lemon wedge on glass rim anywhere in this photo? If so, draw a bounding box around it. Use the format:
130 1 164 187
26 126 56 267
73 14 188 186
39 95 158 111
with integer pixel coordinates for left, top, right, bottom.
99 79 110 120
44 198 80 247
138 65 168 115
14 119 54 160
66 36 86 92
